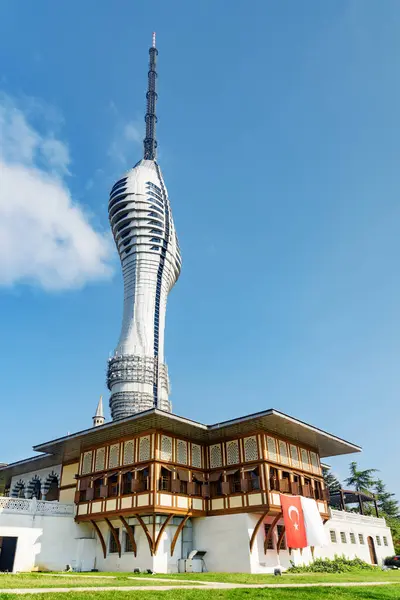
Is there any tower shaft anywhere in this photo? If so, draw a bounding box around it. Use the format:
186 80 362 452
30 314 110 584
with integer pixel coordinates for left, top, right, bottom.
107 35 181 420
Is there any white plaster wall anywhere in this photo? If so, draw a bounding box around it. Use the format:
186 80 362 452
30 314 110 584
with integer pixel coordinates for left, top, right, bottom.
193 514 252 573
316 513 394 566
0 512 92 572
193 512 396 574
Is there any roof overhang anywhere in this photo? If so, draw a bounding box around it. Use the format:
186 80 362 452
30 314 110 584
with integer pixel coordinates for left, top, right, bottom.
22 408 361 465
0 453 60 482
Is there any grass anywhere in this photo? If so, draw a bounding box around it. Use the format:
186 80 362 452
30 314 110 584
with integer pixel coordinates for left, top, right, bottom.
155 570 400 584
45 569 400 584
0 574 197 589
1 588 400 600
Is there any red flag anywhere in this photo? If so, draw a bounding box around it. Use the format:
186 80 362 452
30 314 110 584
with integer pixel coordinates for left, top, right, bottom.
280 494 307 548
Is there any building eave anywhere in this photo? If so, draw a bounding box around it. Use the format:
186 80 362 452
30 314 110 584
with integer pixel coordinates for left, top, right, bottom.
0 453 60 482
29 407 360 464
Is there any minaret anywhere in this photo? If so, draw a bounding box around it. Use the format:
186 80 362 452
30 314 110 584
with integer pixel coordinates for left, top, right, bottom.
107 33 181 420
93 396 105 427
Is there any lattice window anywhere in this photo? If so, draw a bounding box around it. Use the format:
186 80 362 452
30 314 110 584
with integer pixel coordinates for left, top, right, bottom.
278 441 289 464
340 531 347 544
290 444 300 468
191 444 202 468
310 452 320 474
95 448 105 472
300 448 311 471
139 436 151 462
226 440 240 465
358 534 365 544
244 437 258 462
209 444 222 468
109 444 120 469
123 440 134 465
330 530 337 543
82 451 93 475
267 436 278 462
176 440 188 465
160 435 172 461
350 533 356 544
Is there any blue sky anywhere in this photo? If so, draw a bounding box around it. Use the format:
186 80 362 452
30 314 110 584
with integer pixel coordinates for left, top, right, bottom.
0 1 399 500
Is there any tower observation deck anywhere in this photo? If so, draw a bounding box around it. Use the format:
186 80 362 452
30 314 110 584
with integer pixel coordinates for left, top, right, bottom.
107 34 181 420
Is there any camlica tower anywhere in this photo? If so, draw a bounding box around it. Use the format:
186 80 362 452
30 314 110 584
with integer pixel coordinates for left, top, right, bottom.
107 33 181 420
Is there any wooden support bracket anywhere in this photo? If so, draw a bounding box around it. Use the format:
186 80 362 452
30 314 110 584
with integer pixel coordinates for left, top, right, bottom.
264 512 282 554
277 523 286 554
119 515 137 557
249 510 269 552
90 520 106 559
154 514 173 554
135 513 154 556
105 517 121 558
171 514 190 557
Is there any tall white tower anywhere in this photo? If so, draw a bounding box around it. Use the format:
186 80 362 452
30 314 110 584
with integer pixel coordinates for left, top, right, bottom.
107 34 181 420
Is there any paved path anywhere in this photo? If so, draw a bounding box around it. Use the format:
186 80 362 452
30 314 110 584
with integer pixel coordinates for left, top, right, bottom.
0 581 398 594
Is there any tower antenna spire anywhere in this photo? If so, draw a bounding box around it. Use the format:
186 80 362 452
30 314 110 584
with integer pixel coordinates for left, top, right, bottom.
143 32 158 160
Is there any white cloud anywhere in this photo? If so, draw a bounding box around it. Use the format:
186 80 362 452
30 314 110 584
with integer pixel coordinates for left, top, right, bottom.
0 95 114 291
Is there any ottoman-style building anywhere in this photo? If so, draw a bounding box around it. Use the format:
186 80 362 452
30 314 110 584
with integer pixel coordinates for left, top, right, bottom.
0 35 394 573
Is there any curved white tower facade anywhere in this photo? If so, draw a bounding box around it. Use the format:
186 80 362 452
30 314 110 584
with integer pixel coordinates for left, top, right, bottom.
107 35 181 420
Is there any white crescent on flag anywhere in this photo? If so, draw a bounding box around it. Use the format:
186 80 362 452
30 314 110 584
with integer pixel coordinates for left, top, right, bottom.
288 505 300 530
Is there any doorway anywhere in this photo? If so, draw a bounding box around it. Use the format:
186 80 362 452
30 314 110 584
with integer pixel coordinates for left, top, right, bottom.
0 537 18 572
367 536 378 565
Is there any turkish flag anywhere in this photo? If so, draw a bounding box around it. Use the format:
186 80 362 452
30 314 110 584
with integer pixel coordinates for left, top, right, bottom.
280 494 307 548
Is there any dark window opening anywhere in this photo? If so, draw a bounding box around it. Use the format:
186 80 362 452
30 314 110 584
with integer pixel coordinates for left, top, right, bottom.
122 472 133 495
264 524 274 549
109 528 120 554
124 526 135 552
137 468 149 492
228 471 242 494
210 476 223 497
277 524 287 550
270 467 279 491
94 478 104 499
159 467 171 492
108 474 119 497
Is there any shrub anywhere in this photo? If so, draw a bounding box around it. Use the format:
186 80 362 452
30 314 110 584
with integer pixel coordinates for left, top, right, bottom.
288 555 375 573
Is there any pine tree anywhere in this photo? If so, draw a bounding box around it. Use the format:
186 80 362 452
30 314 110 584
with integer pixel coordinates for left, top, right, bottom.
374 479 399 519
344 461 378 493
322 467 341 493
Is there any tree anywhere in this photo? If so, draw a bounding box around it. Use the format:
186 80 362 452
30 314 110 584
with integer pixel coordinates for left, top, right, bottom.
374 479 399 519
344 461 378 493
322 467 341 493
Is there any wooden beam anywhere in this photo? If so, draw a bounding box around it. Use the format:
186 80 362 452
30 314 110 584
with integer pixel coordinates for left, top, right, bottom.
264 512 282 554
90 520 106 559
105 517 121 558
119 515 137 557
171 514 190 556
249 510 269 552
136 513 154 555
277 523 285 554
154 514 173 554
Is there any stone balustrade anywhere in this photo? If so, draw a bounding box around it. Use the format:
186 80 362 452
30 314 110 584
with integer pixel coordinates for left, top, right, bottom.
0 496 74 517
330 508 386 527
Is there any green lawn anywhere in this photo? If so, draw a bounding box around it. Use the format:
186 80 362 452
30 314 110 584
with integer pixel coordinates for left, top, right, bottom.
1 587 400 600
47 569 400 584
152 570 400 584
0 574 197 589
